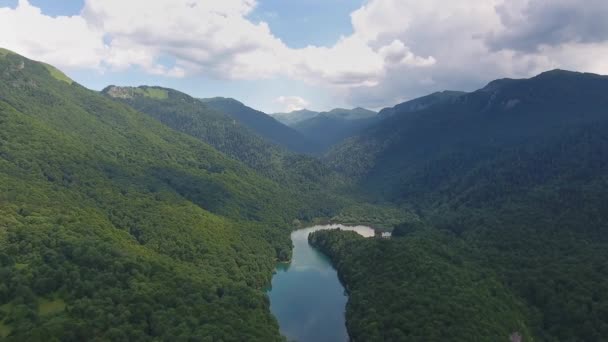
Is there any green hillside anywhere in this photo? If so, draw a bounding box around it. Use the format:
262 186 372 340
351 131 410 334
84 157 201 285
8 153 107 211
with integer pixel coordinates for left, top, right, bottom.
309 229 534 341
201 97 318 154
378 91 465 118
293 108 378 153
103 86 350 221
271 109 319 126
0 49 300 340
320 70 608 341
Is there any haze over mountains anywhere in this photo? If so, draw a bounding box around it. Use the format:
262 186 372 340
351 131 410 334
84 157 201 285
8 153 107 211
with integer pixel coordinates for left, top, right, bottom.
2 47 608 341
271 109 319 126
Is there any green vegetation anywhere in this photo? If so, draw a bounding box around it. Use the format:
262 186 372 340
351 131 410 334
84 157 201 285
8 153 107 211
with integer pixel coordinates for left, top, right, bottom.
201 97 317 153
320 70 608 341
0 322 11 339
271 109 318 126
329 202 415 230
378 90 465 118
0 48 14 56
309 229 533 341
0 49 302 340
293 108 378 153
4 44 608 342
104 86 168 99
41 63 73 84
38 299 66 316
104 86 354 222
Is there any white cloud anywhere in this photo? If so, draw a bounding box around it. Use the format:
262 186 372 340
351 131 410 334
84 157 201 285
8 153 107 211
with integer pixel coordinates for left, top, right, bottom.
1 0 608 109
340 0 608 108
275 96 309 112
0 0 434 87
486 0 608 52
0 0 106 69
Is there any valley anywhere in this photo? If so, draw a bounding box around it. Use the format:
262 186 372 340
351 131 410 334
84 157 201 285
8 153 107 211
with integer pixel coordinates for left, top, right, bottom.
1 47 608 342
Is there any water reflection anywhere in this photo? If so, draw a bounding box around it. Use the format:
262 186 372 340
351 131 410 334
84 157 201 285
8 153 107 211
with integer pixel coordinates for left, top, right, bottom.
267 224 376 342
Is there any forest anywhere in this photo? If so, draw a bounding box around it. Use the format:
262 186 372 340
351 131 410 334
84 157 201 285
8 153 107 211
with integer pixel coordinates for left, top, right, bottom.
312 70 608 341
0 50 310 340
2 47 608 342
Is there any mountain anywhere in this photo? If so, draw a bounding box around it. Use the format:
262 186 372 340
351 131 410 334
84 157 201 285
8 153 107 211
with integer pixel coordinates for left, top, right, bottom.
323 69 608 340
378 90 466 118
293 107 378 152
103 86 348 216
102 87 292 178
0 49 305 340
200 97 317 153
271 109 319 126
329 69 608 195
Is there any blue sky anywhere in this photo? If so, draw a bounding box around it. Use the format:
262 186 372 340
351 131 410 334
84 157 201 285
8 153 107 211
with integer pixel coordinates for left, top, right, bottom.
1 0 607 113
0 0 366 112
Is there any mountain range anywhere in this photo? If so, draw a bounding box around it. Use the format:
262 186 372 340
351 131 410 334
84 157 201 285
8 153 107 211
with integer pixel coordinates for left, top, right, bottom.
320 69 608 341
2 47 608 341
271 109 319 126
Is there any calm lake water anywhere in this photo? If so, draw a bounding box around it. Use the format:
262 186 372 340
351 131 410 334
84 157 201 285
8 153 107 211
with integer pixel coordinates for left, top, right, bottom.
267 224 376 342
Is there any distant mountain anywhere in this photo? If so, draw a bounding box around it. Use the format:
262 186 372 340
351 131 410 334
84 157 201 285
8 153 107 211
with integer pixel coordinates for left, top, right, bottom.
323 107 377 120
329 70 608 192
201 97 318 153
378 90 466 118
271 109 319 126
293 107 378 152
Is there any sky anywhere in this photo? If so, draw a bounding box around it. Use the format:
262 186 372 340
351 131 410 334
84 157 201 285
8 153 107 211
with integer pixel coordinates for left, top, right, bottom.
1 0 608 113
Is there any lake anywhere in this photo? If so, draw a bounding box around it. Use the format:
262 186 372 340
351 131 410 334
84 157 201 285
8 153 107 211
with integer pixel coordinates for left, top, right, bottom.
266 224 376 342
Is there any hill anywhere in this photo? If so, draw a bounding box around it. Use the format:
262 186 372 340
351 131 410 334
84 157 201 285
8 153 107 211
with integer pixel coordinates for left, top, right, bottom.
103 86 349 219
293 108 378 152
271 109 319 126
328 69 608 198
322 70 608 340
0 49 302 340
200 97 318 153
378 90 465 118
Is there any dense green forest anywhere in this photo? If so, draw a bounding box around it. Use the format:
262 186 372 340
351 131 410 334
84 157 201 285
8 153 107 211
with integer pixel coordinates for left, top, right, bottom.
0 49 308 340
200 97 318 154
270 109 318 126
103 85 352 222
316 70 608 341
309 229 533 341
4 44 608 342
292 108 378 153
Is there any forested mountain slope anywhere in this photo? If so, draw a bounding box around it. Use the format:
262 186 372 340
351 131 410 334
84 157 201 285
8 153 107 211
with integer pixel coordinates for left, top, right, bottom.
271 109 319 126
104 86 349 219
201 97 317 153
293 108 378 152
378 90 465 118
0 49 300 340
319 70 608 341
309 229 534 341
328 70 608 202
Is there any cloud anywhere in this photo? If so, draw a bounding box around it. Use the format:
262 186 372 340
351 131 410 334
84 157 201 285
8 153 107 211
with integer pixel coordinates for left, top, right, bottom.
1 0 608 109
338 0 608 108
0 0 106 69
0 0 435 87
486 0 608 52
275 96 309 112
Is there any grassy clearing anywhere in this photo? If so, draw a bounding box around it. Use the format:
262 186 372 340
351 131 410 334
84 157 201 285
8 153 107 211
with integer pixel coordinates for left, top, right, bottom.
38 298 66 316
0 321 11 338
